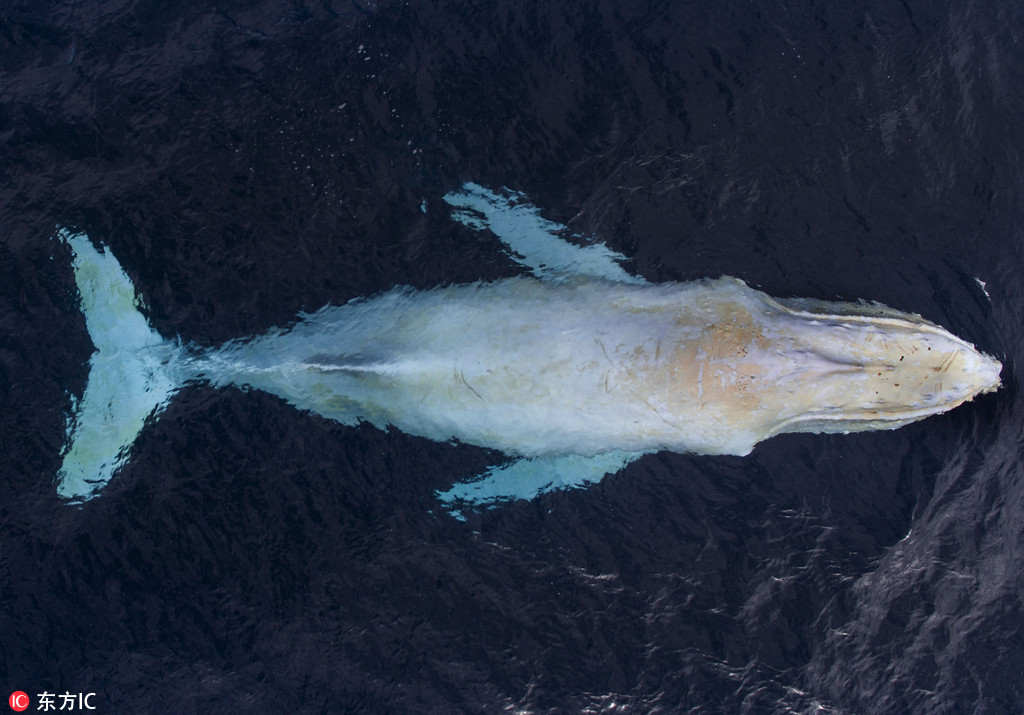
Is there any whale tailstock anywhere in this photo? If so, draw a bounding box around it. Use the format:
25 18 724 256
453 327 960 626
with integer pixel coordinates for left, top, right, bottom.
435 450 644 520
57 229 190 502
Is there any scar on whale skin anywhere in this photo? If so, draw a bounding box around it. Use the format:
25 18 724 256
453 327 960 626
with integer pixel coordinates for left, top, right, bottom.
55 183 1002 514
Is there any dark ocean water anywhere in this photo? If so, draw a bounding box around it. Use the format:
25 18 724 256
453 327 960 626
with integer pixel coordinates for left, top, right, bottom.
2 1 1023 712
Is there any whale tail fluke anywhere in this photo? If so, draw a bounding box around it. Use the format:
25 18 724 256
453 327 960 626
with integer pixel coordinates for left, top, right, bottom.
57 229 189 502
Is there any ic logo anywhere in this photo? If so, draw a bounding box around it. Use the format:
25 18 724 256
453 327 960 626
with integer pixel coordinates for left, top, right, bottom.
8 692 29 712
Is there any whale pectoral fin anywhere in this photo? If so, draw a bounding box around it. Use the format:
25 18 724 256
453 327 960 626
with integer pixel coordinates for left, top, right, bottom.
435 450 644 519
442 183 646 285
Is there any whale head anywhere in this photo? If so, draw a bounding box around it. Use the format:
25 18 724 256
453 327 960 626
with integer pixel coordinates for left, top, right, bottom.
762 300 1002 435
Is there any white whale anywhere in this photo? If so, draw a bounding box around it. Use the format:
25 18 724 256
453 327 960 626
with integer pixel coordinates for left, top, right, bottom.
57 184 1002 512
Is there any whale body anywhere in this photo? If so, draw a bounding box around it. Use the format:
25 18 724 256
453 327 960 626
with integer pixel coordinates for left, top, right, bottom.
57 184 1002 511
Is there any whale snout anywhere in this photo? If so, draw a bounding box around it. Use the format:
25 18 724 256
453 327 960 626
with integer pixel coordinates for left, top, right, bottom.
975 353 1003 394
937 346 1001 405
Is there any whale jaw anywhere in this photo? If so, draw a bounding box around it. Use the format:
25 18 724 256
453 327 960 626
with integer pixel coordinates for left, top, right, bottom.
754 298 1002 438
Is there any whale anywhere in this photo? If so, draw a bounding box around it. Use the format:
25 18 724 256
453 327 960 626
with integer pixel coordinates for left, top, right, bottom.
56 183 1002 512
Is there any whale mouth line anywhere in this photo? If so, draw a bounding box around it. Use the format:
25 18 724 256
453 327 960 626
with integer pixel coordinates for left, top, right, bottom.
767 295 973 334
772 399 981 433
